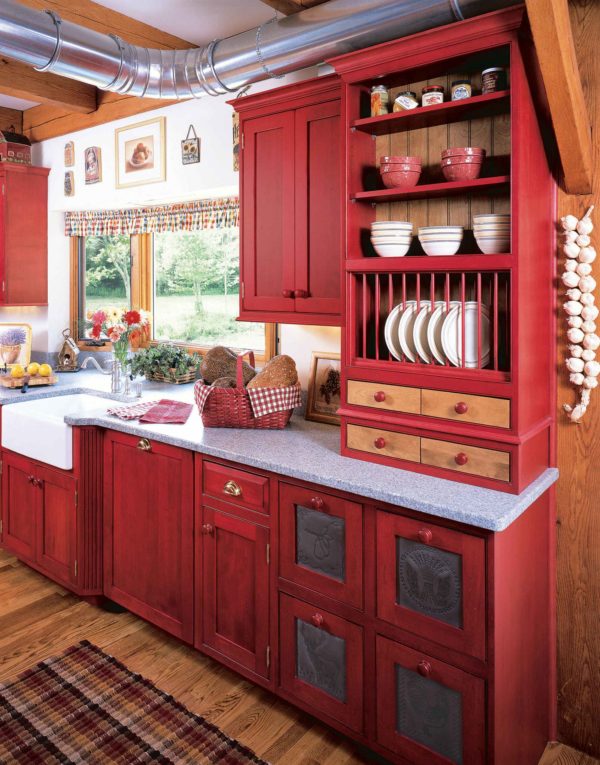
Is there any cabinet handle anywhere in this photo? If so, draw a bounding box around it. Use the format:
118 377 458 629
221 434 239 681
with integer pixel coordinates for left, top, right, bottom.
417 660 432 677
311 613 324 628
282 289 293 298
223 480 242 497
202 523 214 535
454 401 469 415
455 452 469 466
418 528 433 545
310 496 324 510
374 437 386 449
27 474 35 484
374 391 386 403
137 438 152 452
293 289 308 299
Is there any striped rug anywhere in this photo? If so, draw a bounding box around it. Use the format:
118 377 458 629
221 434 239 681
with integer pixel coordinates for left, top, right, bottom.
0 640 269 764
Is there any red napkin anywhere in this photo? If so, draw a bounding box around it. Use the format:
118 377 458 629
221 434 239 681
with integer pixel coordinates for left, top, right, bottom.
138 399 193 424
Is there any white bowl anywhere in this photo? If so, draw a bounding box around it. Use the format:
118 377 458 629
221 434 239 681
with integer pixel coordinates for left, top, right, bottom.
420 240 462 256
473 226 511 233
474 236 510 254
473 214 510 224
419 233 463 241
419 226 463 234
373 241 411 257
371 232 412 240
371 221 413 230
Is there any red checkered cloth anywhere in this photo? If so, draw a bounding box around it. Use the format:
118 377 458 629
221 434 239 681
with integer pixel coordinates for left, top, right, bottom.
106 400 160 420
139 399 193 424
195 381 302 418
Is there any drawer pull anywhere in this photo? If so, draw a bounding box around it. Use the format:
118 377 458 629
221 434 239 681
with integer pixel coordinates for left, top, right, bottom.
293 289 308 299
454 401 469 415
310 496 324 510
137 438 152 452
417 660 432 677
311 613 324 628
223 480 242 497
374 437 386 449
27 474 35 484
282 289 293 298
202 523 214 535
418 528 433 545
374 391 386 403
455 452 469 466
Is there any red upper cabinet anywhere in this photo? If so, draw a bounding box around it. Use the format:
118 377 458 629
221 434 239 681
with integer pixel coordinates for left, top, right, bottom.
233 75 343 326
0 164 49 306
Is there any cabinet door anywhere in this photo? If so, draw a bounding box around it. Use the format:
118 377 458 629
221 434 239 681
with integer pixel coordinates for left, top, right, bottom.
1 451 37 561
104 434 194 642
294 100 342 317
279 593 363 732
376 511 486 660
376 636 485 765
36 464 76 586
201 507 270 678
279 482 363 608
241 112 296 315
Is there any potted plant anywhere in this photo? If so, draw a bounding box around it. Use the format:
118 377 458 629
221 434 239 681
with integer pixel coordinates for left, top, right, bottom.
131 343 202 384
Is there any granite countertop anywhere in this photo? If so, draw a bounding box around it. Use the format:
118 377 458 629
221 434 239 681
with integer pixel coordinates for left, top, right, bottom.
0 370 558 532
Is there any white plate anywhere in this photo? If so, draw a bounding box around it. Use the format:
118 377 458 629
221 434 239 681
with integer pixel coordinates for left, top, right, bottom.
412 301 435 363
384 302 414 361
427 302 459 364
397 302 421 362
441 302 491 368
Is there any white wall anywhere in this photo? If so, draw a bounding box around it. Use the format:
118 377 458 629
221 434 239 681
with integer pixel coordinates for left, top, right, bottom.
5 68 341 380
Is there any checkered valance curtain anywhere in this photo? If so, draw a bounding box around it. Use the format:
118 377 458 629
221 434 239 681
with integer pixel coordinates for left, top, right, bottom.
64 197 239 236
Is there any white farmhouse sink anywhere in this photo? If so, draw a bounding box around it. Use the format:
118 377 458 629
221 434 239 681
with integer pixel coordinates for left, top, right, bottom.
2 394 109 470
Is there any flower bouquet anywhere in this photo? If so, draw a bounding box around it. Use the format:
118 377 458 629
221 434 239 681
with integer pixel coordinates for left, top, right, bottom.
87 307 150 372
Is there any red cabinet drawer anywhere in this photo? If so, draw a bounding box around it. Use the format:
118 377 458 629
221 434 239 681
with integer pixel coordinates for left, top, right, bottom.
203 460 269 515
279 593 363 733
279 483 363 608
376 511 486 660
376 636 485 765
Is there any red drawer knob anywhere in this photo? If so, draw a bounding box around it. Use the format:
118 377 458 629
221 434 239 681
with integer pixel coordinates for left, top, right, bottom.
311 613 325 628
417 660 432 677
202 523 214 535
310 496 324 510
294 289 308 299
282 289 293 298
374 391 386 403
455 452 469 466
418 528 433 545
374 437 386 449
454 401 468 415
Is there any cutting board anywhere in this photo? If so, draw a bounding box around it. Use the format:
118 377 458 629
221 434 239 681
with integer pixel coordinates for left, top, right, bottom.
0 374 58 388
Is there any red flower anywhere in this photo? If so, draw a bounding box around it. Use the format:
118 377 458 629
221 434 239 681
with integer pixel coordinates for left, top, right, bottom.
91 310 107 325
123 310 141 326
90 324 102 339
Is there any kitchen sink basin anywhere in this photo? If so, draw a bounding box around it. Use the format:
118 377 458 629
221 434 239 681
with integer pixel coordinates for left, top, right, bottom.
2 394 110 470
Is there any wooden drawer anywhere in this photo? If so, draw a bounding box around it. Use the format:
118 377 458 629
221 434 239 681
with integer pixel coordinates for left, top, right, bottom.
421 438 510 482
346 423 420 463
203 461 269 514
347 380 420 414
422 389 510 428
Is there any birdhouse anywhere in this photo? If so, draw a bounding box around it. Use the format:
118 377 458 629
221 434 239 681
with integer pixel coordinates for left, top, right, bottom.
57 328 80 372
0 128 32 165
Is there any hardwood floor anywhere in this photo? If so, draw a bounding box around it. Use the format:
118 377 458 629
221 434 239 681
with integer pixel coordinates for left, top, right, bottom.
0 548 598 765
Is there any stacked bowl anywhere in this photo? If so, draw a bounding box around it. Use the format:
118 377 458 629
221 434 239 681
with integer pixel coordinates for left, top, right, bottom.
380 155 422 189
441 147 485 182
418 225 463 256
473 213 510 253
371 220 413 257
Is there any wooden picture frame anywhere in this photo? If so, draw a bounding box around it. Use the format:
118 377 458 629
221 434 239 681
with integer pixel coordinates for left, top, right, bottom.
0 323 32 368
84 146 102 184
115 116 166 189
306 351 341 425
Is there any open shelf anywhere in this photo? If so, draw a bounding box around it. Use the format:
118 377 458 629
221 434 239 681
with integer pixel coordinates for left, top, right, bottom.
351 175 510 203
352 91 510 136
346 255 513 272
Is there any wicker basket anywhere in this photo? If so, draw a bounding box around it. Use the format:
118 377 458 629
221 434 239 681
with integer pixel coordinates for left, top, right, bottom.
147 368 198 384
195 351 296 429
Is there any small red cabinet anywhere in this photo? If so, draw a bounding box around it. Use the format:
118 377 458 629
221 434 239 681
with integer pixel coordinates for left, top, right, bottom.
198 507 270 678
234 75 342 326
0 163 49 306
103 433 194 642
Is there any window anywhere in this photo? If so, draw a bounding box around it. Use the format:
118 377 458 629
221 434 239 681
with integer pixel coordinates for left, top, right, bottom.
71 227 274 359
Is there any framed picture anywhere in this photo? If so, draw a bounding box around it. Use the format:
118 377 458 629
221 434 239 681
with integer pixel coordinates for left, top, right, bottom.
64 141 74 167
0 323 32 368
84 146 102 184
115 116 166 189
181 125 200 165
306 351 341 425
232 111 240 172
64 171 74 197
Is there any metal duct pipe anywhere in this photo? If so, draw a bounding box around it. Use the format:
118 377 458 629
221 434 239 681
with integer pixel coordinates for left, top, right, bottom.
0 0 514 100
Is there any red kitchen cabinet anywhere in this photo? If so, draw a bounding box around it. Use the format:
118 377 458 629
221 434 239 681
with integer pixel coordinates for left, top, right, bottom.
104 432 194 642
2 451 38 562
233 75 343 326
199 507 270 678
0 163 49 306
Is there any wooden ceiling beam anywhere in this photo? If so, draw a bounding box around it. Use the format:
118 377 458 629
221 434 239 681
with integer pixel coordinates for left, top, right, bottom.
0 58 96 113
258 0 330 15
525 0 593 194
0 107 23 133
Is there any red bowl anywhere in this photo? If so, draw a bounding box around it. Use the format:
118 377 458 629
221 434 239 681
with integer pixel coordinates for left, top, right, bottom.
441 161 483 182
380 155 422 165
441 156 484 166
381 163 421 174
442 146 486 158
381 167 422 188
